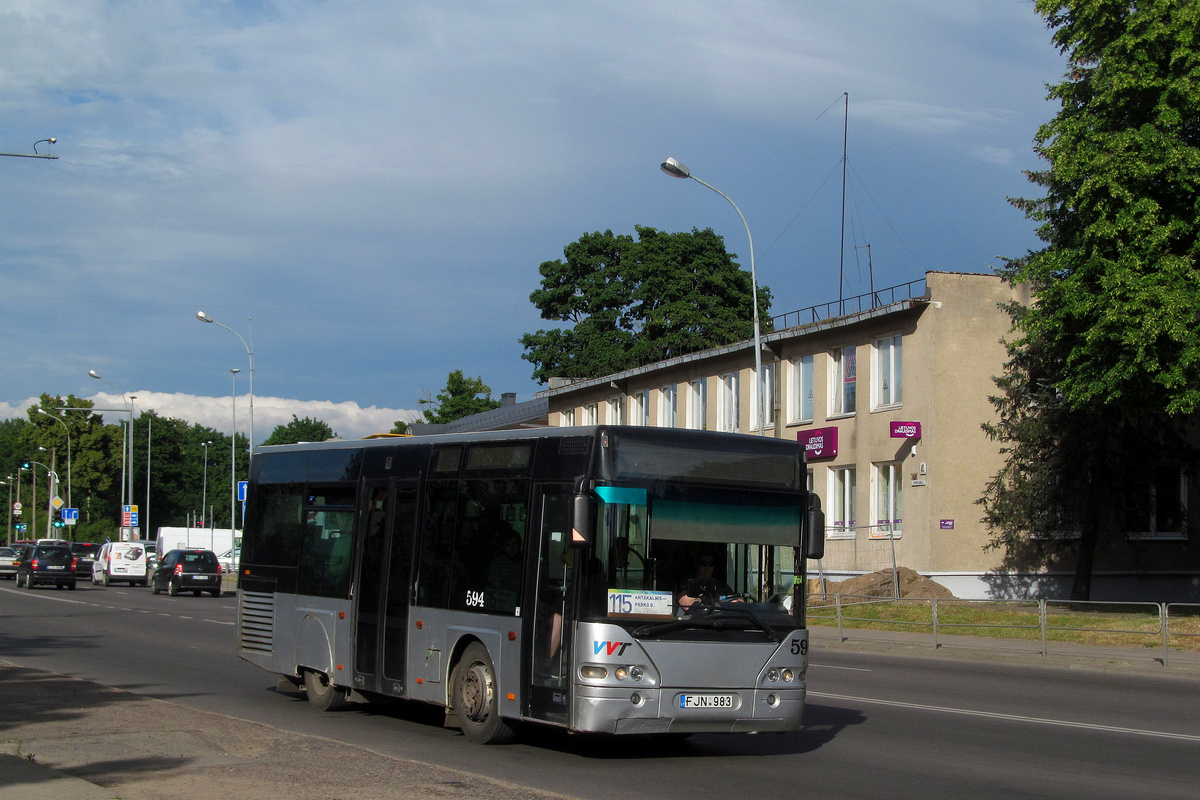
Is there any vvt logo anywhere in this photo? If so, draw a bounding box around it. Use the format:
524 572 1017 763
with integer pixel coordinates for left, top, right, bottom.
593 640 632 656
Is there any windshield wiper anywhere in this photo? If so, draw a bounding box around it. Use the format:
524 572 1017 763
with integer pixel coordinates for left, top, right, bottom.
715 603 786 642
630 604 787 642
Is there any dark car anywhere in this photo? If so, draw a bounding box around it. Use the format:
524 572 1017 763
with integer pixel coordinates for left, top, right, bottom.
70 542 102 576
17 544 78 590
151 549 222 597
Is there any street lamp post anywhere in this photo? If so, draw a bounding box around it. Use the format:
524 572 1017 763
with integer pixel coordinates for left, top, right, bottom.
201 441 211 528
37 408 71 508
198 312 255 453
2 477 12 546
230 369 240 536
88 370 132 510
28 461 58 538
660 157 768 436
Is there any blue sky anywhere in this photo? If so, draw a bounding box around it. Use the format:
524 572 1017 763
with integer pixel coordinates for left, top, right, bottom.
1 1 1065 441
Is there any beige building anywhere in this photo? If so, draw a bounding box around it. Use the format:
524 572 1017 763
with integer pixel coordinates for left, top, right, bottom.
533 270 1187 601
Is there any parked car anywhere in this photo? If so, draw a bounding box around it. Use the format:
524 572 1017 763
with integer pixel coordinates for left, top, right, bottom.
16 544 77 590
151 549 222 597
0 546 21 580
217 547 240 575
70 542 102 576
92 541 149 586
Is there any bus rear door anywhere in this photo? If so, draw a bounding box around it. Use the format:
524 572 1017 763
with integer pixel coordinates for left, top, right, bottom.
352 478 419 697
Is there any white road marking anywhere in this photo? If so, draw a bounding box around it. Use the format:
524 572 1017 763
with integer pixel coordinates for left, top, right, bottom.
809 691 1200 742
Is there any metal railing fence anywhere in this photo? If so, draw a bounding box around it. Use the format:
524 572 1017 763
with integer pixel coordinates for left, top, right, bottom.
807 594 1200 666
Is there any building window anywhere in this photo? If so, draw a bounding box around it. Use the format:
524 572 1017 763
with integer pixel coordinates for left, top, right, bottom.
687 378 708 430
718 372 739 432
561 408 575 427
832 345 857 416
1126 466 1187 540
790 355 814 423
751 363 776 431
659 384 678 428
873 462 903 539
874 335 903 408
583 403 598 426
630 390 650 426
828 466 856 539
607 396 625 425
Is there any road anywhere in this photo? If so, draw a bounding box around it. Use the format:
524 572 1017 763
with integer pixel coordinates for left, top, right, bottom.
0 580 1196 800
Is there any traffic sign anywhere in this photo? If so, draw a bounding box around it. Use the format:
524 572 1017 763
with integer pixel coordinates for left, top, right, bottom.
52 495 64 510
238 481 248 503
63 508 79 526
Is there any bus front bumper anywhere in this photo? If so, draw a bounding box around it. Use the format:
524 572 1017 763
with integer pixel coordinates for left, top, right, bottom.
571 684 806 735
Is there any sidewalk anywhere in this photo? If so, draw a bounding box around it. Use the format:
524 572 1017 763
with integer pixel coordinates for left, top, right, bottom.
0 659 570 800
2 630 1197 800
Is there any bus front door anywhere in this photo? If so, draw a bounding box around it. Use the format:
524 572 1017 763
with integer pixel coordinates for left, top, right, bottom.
352 478 418 697
526 488 572 725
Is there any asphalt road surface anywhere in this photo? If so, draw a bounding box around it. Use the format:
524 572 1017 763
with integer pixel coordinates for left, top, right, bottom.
0 580 1196 800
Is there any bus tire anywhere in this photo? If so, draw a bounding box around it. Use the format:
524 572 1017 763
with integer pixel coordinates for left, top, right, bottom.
304 669 349 712
454 643 515 745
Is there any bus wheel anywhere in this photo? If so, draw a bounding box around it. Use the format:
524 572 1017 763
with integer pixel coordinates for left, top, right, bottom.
304 669 349 712
455 643 515 744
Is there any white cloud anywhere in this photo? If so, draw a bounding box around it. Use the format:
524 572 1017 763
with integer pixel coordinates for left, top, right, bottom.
1 393 419 444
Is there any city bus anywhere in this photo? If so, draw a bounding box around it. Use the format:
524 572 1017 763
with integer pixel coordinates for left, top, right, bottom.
237 425 824 743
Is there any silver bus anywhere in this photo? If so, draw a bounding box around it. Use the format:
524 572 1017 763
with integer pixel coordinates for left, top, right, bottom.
237 426 824 743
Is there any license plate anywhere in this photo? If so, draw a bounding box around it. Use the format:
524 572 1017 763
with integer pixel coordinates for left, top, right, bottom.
680 694 734 709
47 566 64 571
191 575 209 581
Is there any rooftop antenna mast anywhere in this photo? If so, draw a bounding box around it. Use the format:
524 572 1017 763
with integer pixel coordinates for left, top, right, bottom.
838 92 848 316
856 243 876 309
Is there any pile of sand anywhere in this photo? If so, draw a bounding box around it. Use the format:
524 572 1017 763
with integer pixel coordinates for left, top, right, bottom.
820 567 955 599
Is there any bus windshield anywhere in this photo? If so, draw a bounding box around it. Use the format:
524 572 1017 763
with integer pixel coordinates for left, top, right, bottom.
578 484 803 634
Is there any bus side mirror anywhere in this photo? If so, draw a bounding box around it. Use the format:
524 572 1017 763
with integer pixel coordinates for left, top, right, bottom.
571 493 593 547
805 495 825 560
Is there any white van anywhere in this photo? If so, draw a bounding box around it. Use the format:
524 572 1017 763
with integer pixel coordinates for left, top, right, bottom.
92 542 149 586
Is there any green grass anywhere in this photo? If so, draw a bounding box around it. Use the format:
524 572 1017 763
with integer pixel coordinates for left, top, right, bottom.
805 596 1200 651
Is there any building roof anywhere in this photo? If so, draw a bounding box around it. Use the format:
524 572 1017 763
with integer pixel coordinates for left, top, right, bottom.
408 396 549 435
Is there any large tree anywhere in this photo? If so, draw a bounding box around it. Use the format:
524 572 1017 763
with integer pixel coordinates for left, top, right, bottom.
421 370 501 424
261 415 338 446
520 226 772 383
982 0 1200 599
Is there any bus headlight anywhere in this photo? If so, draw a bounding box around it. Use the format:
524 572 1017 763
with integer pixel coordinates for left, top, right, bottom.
629 665 644 682
766 667 780 683
615 667 628 681
781 669 795 683
581 665 608 679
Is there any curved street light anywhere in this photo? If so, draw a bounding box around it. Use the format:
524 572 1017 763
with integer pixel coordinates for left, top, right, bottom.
197 311 255 453
36 408 71 508
660 157 767 435
0 137 58 160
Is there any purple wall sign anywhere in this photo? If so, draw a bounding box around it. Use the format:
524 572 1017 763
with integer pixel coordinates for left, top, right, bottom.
940 519 955 529
890 420 922 439
797 427 838 460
